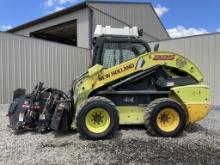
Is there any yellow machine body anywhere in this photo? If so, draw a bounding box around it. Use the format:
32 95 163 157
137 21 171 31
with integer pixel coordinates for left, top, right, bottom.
71 51 210 128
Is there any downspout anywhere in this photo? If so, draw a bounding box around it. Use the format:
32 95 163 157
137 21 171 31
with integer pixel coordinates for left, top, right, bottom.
87 3 93 50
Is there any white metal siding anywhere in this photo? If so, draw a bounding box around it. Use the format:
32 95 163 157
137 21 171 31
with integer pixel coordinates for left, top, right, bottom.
0 32 90 104
150 33 220 107
14 8 90 49
90 3 169 42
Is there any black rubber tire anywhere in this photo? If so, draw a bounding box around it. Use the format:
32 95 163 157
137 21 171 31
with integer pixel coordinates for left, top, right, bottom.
145 98 187 137
76 96 119 140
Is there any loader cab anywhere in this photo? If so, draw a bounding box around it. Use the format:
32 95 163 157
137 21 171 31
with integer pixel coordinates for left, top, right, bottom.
91 37 151 68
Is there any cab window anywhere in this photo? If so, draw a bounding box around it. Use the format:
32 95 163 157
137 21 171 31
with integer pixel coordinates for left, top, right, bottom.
102 42 147 68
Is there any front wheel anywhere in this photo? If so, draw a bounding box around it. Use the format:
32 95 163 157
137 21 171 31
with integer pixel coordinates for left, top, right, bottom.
76 97 119 140
145 98 187 137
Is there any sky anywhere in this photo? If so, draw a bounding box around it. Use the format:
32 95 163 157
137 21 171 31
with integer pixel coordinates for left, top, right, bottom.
0 0 219 38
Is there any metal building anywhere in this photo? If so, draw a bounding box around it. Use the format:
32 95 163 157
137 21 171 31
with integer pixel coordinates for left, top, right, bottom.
8 1 170 49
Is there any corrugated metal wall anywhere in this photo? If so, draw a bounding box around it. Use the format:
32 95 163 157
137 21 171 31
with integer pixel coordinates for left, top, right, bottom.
89 2 169 42
0 32 91 104
150 33 220 107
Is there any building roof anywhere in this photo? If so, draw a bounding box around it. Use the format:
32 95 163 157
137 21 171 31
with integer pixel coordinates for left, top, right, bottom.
8 0 152 33
8 1 87 32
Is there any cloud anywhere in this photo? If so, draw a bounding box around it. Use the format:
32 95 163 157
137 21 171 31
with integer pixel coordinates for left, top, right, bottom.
45 0 75 6
45 0 81 13
167 25 209 38
54 6 65 12
154 4 169 17
217 28 220 32
45 0 54 7
58 0 75 5
0 25 12 31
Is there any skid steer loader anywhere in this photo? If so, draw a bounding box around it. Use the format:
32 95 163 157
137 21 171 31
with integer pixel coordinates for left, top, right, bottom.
8 25 210 140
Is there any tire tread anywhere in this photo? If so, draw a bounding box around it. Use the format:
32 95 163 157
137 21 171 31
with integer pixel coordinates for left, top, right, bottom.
145 98 185 136
76 96 118 140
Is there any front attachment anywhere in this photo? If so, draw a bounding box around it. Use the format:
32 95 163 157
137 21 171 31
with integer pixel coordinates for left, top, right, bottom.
8 82 72 133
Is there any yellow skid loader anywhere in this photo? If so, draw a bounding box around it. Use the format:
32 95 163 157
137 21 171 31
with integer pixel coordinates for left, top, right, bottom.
70 25 210 139
9 25 210 140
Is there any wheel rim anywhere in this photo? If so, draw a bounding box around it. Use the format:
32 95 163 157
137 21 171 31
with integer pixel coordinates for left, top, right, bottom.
85 108 111 134
156 108 180 132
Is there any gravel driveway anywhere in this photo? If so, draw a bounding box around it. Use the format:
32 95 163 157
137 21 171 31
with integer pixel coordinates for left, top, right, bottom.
0 105 220 165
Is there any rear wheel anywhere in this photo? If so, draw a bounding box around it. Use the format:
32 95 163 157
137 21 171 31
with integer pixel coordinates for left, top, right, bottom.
76 97 119 140
145 98 186 137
